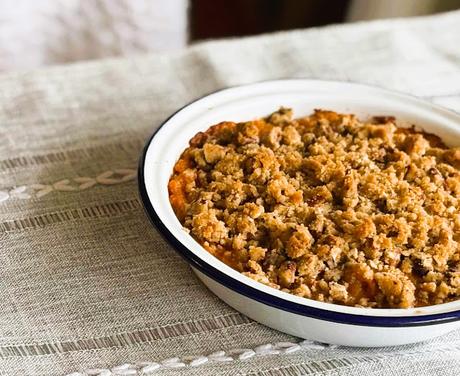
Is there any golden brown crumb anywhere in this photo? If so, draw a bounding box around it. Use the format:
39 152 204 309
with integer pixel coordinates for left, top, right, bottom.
169 108 460 308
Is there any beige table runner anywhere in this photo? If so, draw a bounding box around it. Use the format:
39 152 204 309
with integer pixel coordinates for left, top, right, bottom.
1 10 460 376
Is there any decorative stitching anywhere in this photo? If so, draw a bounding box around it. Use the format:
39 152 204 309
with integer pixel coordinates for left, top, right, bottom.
246 342 460 376
0 168 137 204
66 340 460 376
66 340 329 376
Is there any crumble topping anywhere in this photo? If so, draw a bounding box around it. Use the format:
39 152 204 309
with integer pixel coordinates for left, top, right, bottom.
168 108 460 308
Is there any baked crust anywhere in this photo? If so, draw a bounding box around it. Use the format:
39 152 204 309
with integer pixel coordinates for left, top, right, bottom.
168 108 460 308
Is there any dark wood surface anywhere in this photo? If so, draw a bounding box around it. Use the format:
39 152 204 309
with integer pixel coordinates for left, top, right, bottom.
190 0 350 41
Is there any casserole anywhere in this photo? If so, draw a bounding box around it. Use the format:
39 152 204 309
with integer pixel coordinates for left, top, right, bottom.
138 79 460 346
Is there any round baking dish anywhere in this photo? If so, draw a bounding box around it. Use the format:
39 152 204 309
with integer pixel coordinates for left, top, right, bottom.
138 79 460 347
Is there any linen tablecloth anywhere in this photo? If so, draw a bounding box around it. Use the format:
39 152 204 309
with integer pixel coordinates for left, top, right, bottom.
1 10 460 376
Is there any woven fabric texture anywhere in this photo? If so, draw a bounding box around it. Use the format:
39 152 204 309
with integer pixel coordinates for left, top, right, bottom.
1 10 460 376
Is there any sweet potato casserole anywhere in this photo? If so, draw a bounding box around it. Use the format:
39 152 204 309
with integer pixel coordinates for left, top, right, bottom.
168 108 460 308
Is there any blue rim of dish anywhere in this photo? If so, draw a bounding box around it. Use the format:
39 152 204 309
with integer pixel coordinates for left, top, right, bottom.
138 79 460 327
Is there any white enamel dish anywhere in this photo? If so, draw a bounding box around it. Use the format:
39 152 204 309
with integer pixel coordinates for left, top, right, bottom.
138 79 460 347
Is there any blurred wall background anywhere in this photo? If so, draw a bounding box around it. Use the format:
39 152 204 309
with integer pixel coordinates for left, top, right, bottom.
0 0 188 71
347 0 460 21
0 0 458 72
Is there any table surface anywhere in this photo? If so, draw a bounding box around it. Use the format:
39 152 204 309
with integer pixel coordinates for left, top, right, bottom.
1 10 460 376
